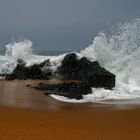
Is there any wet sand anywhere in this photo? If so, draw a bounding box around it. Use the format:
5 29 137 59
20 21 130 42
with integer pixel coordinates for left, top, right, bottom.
0 80 140 140
0 106 140 140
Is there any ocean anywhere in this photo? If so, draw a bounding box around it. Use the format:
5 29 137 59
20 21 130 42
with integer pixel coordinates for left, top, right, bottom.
0 18 140 104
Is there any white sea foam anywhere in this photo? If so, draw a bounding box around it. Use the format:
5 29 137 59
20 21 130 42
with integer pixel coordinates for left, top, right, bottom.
81 18 140 86
0 40 66 73
52 18 140 103
0 18 140 103
75 18 140 104
51 83 140 104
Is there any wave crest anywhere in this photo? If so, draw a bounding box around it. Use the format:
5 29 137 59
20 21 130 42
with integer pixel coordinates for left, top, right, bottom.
5 40 33 61
81 18 140 87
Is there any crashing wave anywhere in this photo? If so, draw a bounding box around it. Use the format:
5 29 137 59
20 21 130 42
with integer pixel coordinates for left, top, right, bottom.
1 18 140 103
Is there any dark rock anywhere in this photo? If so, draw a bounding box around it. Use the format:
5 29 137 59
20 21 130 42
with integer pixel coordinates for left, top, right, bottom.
39 59 50 68
5 59 52 80
12 62 29 79
34 81 92 100
57 53 115 89
5 74 17 80
6 53 115 90
17 59 26 65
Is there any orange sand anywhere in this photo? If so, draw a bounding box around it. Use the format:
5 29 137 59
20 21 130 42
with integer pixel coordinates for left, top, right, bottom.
0 80 140 140
0 105 140 140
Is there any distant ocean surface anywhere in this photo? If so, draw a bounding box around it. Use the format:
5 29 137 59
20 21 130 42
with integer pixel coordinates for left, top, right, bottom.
0 50 67 56
0 18 140 104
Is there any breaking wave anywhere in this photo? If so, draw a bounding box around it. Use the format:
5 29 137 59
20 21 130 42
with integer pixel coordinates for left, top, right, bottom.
1 18 140 103
0 40 66 74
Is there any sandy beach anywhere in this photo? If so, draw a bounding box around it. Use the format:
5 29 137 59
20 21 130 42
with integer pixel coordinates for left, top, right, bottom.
0 80 140 140
1 0 140 139
0 105 140 140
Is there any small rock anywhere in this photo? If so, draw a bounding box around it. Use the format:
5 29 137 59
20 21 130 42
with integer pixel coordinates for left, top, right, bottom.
34 81 92 100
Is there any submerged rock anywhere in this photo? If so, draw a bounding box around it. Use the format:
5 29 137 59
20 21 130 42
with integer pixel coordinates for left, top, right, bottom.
34 81 92 100
57 53 115 89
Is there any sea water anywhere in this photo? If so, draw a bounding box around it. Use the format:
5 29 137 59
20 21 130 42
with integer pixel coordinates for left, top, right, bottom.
1 18 140 104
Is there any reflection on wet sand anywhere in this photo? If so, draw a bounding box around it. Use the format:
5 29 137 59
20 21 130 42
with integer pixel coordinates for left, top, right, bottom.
0 80 93 110
0 80 140 111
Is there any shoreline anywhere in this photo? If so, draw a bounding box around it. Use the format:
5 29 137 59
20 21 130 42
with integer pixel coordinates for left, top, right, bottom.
0 79 140 111
0 80 140 139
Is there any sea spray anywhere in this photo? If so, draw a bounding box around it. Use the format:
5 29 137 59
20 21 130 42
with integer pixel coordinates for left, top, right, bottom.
52 18 140 103
0 40 66 74
0 40 33 73
5 40 33 61
0 19 140 103
81 18 140 87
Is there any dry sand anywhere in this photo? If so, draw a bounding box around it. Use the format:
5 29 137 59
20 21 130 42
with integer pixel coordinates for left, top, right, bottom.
0 80 140 140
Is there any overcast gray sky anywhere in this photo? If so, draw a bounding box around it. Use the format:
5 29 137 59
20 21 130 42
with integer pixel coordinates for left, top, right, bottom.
0 0 140 51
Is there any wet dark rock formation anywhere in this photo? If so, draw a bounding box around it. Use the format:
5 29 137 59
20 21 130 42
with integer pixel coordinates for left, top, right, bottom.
5 53 116 99
57 53 115 89
5 59 52 80
5 74 17 80
6 53 115 89
34 81 92 100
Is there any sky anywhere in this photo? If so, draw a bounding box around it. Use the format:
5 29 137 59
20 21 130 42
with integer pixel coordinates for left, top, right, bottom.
0 0 140 51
